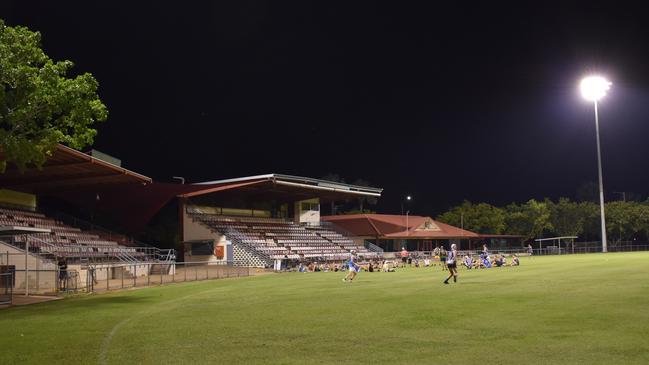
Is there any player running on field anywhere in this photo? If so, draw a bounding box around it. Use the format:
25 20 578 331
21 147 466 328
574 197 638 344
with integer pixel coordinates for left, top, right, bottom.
342 251 360 282
444 243 458 284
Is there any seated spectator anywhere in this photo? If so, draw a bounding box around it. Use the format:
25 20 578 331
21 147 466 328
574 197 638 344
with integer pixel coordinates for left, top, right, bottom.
333 263 340 272
324 263 330 272
510 254 520 266
423 258 431 267
463 255 473 269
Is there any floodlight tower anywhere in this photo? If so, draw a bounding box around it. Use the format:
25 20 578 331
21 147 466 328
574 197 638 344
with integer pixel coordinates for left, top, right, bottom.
580 75 612 253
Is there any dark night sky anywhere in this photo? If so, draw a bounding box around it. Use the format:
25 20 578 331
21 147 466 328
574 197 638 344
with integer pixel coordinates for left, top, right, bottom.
3 2 649 215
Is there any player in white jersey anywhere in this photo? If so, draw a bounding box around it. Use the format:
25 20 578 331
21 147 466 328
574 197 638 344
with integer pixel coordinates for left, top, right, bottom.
444 244 458 284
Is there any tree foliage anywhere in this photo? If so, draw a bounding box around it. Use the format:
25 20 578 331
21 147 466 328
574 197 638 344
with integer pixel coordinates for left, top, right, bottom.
504 199 553 241
0 20 108 172
436 200 506 234
439 197 649 242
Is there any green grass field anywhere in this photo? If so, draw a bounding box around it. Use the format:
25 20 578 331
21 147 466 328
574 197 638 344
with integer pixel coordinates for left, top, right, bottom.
2 253 649 365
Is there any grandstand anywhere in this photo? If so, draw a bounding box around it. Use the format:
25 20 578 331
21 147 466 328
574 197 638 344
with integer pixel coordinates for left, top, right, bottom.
0 145 176 294
180 174 383 267
186 207 379 267
0 145 385 291
0 205 145 263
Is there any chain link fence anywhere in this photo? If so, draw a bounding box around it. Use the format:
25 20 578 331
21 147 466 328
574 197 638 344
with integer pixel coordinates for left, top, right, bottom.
82 261 254 293
1 248 259 297
0 271 12 305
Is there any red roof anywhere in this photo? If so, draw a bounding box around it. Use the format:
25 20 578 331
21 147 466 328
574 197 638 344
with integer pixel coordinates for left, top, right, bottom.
321 214 479 239
0 144 151 194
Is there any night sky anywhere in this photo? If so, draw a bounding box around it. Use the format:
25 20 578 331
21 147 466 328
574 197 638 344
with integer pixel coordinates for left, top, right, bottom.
3 2 649 215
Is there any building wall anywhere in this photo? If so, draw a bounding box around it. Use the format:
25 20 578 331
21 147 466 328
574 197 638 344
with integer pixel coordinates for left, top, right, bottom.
294 198 320 224
182 208 228 263
0 189 37 208
0 241 57 293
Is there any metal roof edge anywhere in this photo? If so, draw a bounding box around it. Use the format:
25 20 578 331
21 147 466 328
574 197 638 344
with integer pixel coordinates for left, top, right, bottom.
194 173 383 194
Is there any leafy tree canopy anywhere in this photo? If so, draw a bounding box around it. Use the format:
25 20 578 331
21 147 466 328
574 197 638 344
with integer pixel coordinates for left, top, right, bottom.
0 20 108 172
437 200 506 234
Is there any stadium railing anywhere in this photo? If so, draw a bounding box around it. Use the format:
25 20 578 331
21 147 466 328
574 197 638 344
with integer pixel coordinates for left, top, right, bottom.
83 261 256 293
0 271 13 305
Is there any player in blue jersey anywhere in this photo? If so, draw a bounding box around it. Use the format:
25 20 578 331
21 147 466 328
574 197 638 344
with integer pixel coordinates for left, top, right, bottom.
342 251 360 282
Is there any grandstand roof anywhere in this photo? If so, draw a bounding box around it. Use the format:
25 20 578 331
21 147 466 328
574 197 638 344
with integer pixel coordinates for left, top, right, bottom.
46 175 382 233
321 214 480 239
0 144 151 194
193 174 382 198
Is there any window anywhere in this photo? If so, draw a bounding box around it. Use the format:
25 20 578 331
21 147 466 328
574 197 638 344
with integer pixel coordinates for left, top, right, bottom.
301 202 320 212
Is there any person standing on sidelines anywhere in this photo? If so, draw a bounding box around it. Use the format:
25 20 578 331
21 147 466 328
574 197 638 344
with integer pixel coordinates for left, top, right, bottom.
439 245 447 271
432 244 441 267
444 243 458 284
400 247 409 268
342 250 359 282
527 244 533 257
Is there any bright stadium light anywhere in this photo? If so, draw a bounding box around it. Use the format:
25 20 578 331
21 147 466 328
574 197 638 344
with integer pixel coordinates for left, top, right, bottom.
580 75 611 253
580 76 611 101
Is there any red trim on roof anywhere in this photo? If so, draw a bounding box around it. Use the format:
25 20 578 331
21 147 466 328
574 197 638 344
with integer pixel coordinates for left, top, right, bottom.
177 180 269 198
322 214 479 239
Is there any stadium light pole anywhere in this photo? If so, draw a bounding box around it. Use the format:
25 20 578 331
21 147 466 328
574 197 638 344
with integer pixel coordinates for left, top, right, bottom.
580 75 612 253
402 195 412 249
401 195 412 215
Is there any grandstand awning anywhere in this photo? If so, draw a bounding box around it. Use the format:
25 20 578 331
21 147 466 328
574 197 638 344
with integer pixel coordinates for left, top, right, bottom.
0 144 151 194
191 174 383 200
44 175 382 233
322 214 479 240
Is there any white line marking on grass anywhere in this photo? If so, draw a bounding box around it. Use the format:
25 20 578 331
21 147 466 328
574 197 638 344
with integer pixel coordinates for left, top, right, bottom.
98 317 131 365
97 283 237 364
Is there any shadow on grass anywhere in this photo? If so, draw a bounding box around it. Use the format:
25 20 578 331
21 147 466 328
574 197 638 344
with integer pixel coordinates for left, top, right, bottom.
3 294 153 314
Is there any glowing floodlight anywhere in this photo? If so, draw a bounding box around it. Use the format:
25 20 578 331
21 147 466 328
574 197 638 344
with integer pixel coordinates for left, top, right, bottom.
580 76 611 102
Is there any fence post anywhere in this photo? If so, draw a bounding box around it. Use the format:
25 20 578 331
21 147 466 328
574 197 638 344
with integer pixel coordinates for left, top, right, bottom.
106 267 109 291
133 264 137 288
121 265 124 289
147 264 151 286
195 264 198 281
206 264 209 280
160 264 163 285
184 263 187 282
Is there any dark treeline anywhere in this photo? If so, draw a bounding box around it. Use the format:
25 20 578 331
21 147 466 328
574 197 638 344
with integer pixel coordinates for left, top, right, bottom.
436 199 649 242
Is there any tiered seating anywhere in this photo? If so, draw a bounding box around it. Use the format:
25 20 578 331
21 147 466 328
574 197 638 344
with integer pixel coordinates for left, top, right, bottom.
190 215 296 260
306 227 377 258
189 212 379 262
0 207 144 262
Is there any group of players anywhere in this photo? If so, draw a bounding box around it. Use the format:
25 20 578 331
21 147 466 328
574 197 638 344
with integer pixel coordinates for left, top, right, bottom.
342 243 525 285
